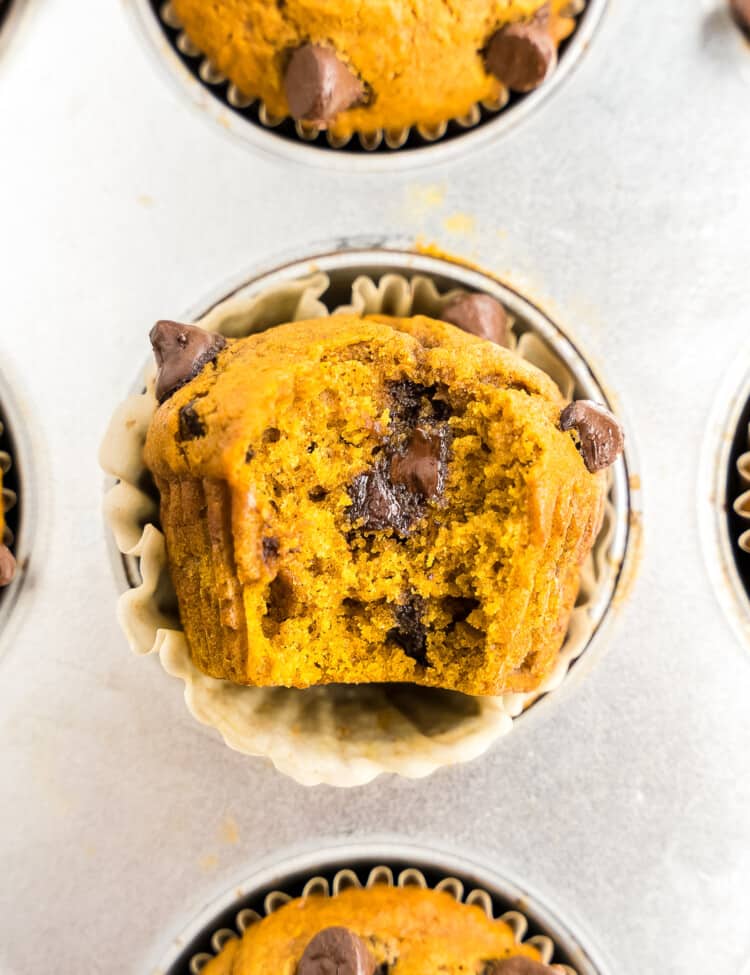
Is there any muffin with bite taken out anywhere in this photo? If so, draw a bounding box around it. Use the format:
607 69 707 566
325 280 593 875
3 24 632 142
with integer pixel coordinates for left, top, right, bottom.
142 307 623 696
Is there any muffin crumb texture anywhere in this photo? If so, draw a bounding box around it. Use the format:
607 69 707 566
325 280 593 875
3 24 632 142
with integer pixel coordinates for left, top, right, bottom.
201 886 557 975
169 0 582 136
145 314 607 696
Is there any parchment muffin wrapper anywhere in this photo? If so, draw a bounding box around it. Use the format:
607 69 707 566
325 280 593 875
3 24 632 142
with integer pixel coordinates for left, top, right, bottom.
155 0 586 153
185 863 576 975
101 271 616 787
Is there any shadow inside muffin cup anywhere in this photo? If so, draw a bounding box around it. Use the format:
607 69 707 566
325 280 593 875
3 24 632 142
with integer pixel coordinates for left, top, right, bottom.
130 0 609 168
102 244 636 785
700 358 750 654
152 842 612 975
0 366 34 650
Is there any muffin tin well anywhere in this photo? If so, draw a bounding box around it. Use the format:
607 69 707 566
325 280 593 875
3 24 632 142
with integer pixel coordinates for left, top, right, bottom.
152 842 612 975
102 242 638 786
129 0 608 170
700 358 750 651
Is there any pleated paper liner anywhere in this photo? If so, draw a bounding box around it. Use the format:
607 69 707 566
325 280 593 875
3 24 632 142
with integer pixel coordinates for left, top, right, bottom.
0 413 18 567
149 0 590 155
101 267 625 787
168 859 583 975
729 395 750 603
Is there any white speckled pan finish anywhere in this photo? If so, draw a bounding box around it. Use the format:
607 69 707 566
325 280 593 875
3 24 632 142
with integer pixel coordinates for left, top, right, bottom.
0 0 749 973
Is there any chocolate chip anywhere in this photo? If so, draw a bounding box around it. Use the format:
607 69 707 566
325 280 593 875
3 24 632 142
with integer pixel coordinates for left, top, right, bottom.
485 11 557 93
388 597 429 667
560 400 625 473
262 537 280 563
349 463 418 536
297 927 376 975
483 959 558 975
390 426 447 499
307 442 317 453
245 447 255 463
731 0 750 34
284 44 364 125
0 544 16 587
308 486 327 502
177 400 205 441
442 293 511 348
263 428 281 444
150 320 226 404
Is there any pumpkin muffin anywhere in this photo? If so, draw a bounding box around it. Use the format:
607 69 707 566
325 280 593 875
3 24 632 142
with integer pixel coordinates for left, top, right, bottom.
143 313 623 696
0 451 15 588
168 0 584 139
201 885 563 975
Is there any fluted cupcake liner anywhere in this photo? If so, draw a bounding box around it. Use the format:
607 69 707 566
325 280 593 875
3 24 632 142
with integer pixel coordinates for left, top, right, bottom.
0 417 15 550
139 0 593 158
181 862 577 975
733 427 750 552
101 266 623 787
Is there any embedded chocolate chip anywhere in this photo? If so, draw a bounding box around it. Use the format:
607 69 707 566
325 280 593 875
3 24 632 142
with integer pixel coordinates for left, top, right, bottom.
731 0 750 34
483 959 558 975
308 486 327 502
349 463 418 536
388 597 429 667
390 426 446 499
262 537 280 562
560 400 624 473
485 11 557 93
284 44 364 125
297 927 376 975
245 447 255 463
263 428 282 444
0 544 16 587
177 401 206 441
150 320 226 403
442 293 510 348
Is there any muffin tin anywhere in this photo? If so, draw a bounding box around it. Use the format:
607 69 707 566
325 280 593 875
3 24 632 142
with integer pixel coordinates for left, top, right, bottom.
102 242 638 786
152 843 612 975
129 0 608 169
3 2 750 973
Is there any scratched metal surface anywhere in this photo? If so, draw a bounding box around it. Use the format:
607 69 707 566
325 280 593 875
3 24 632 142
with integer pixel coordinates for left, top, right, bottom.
0 0 749 973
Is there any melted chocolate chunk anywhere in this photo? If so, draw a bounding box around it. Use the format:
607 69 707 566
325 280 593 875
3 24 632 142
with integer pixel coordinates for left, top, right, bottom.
388 597 429 668
560 400 624 473
177 400 205 441
442 293 511 347
150 320 226 403
284 44 364 125
390 425 448 499
346 381 452 536
485 8 557 94
297 927 376 975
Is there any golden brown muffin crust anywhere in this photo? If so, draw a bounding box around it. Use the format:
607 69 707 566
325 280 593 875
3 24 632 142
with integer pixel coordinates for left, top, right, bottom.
212 886 546 974
170 0 581 137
